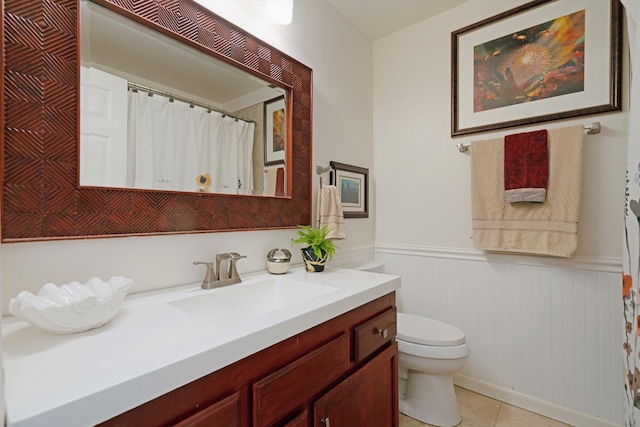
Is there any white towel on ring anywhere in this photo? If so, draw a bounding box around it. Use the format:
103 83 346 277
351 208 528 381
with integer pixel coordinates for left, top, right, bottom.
317 185 346 239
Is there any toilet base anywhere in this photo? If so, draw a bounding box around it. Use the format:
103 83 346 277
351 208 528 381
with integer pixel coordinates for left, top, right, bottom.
399 370 460 427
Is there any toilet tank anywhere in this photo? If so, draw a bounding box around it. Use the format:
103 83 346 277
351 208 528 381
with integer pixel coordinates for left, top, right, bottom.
354 261 385 273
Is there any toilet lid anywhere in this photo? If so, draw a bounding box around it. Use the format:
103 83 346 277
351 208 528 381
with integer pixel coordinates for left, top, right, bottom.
397 313 466 346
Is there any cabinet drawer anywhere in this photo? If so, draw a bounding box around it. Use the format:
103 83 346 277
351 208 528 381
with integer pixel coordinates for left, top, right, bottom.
253 333 350 427
354 307 397 363
283 410 309 427
174 391 240 427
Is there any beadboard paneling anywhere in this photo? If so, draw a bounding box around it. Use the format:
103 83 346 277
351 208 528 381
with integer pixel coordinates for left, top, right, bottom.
376 248 622 426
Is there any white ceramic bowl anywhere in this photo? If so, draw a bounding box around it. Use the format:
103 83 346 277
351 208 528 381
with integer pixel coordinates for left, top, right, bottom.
9 276 133 334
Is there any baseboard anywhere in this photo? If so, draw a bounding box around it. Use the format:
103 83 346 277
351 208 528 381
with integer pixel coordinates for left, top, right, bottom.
375 243 622 273
454 374 622 427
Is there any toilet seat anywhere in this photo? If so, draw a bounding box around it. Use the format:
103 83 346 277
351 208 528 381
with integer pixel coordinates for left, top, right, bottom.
397 313 466 346
398 338 470 359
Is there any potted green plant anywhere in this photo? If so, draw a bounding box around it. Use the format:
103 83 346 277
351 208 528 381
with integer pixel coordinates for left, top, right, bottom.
292 225 337 272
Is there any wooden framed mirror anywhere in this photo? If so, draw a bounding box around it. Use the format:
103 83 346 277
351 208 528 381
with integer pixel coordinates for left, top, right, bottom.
1 0 312 242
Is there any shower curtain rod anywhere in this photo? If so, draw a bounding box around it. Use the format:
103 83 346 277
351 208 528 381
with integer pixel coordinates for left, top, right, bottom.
456 122 601 153
127 82 255 124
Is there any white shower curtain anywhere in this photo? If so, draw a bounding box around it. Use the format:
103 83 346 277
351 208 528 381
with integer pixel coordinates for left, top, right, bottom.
127 90 254 194
622 0 640 425
208 114 255 195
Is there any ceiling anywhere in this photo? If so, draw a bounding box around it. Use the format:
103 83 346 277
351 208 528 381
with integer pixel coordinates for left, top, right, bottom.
326 0 470 41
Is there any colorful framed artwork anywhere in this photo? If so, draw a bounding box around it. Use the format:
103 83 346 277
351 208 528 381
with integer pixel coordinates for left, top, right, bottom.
330 161 369 219
451 0 622 137
264 96 286 165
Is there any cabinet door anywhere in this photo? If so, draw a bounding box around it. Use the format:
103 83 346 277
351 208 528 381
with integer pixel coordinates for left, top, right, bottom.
253 333 350 426
313 342 398 427
173 391 241 427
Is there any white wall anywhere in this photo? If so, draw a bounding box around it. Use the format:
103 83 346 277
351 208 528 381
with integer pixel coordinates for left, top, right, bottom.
0 0 376 309
2 0 627 425
377 250 622 426
0 245 4 424
373 0 627 257
373 1 627 425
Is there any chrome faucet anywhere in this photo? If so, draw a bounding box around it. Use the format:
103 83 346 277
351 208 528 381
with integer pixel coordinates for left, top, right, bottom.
193 252 247 289
215 253 234 281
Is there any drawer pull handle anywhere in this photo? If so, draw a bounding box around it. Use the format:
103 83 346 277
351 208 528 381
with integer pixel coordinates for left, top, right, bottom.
377 328 388 338
322 417 331 426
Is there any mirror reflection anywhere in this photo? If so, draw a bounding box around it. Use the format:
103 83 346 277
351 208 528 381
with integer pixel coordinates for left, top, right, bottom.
79 1 288 196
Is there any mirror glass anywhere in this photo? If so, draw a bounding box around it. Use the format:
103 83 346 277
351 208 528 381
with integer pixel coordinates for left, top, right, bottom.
80 1 288 197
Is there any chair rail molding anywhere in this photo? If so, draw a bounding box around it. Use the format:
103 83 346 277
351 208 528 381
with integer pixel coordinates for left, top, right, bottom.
374 243 622 273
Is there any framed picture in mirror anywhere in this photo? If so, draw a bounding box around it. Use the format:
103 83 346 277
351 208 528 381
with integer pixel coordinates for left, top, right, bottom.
330 161 369 219
265 96 286 165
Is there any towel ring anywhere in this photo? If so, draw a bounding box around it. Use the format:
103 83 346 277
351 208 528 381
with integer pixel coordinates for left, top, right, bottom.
316 165 334 187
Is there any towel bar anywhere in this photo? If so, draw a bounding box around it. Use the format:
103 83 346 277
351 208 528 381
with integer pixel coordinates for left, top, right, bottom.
456 122 601 153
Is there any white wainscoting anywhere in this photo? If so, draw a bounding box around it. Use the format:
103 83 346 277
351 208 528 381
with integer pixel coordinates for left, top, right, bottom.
376 245 623 427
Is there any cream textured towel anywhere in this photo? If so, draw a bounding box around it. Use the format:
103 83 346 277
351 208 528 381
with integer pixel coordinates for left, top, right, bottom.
470 125 583 258
317 185 346 240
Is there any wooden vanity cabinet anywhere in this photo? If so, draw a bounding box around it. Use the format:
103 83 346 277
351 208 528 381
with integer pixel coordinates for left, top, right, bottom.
314 343 398 427
98 293 397 427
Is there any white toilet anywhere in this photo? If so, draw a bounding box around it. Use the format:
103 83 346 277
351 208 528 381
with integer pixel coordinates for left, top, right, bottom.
354 261 470 427
397 313 470 427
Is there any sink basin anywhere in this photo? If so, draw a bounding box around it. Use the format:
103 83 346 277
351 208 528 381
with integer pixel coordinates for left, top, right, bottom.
168 277 338 327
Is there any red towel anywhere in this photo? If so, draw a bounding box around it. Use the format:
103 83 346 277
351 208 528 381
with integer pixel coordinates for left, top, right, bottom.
504 129 548 203
275 167 285 197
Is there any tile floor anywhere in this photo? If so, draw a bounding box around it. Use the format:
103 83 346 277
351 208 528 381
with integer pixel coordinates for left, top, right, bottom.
399 386 572 427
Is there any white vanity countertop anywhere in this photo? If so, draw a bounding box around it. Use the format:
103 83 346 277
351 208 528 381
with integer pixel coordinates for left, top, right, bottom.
2 267 400 427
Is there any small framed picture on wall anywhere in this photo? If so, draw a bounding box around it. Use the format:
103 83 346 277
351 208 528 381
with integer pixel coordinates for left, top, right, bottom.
330 161 368 218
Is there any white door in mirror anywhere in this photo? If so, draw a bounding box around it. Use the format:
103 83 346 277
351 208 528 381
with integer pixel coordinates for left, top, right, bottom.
80 66 128 187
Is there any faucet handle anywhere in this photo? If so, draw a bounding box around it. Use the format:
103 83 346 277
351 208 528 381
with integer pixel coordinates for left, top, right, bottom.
193 261 216 289
228 253 247 279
